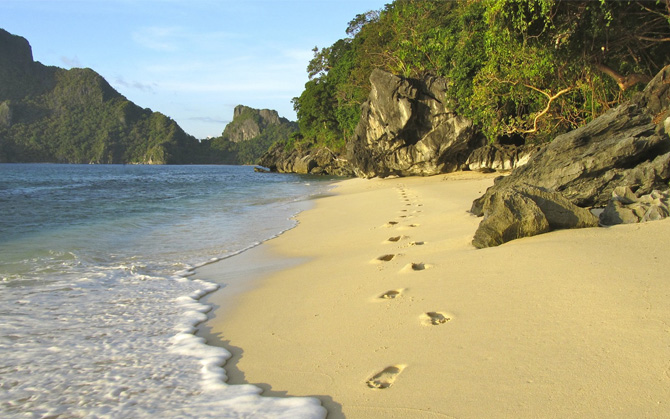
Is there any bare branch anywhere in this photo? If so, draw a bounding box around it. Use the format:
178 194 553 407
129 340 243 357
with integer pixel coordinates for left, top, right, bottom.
595 63 652 91
636 35 670 43
635 1 670 19
512 87 573 134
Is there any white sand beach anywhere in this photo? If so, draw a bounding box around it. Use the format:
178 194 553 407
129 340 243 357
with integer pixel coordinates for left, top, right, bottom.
197 172 670 418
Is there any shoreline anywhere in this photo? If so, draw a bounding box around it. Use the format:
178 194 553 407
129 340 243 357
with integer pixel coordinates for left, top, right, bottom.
195 172 670 418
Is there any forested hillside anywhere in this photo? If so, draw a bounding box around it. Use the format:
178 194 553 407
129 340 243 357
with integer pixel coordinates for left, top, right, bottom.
0 29 202 164
290 0 670 153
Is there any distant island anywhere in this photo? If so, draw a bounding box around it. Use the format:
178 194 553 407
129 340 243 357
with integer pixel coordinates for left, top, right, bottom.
0 29 295 165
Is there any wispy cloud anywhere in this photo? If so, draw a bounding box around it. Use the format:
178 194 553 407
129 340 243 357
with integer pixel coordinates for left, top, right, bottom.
60 55 81 68
187 116 230 124
132 26 182 52
160 79 298 93
131 26 243 53
114 77 156 92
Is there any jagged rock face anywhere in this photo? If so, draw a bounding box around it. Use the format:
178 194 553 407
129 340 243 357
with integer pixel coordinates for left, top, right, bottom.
347 69 484 178
223 105 286 143
233 105 280 125
471 65 670 216
0 29 33 73
472 184 599 248
0 29 50 100
258 142 354 177
466 144 542 172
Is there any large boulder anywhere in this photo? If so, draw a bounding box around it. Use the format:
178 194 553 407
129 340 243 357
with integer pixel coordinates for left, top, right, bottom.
471 65 670 216
347 69 484 178
472 184 599 248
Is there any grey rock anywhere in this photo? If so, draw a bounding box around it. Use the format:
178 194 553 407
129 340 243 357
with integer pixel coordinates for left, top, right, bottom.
258 141 354 177
466 143 542 172
599 187 670 225
293 155 317 175
347 69 484 178
472 184 599 249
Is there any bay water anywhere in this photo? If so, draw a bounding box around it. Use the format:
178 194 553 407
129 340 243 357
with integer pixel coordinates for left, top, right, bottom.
0 164 330 418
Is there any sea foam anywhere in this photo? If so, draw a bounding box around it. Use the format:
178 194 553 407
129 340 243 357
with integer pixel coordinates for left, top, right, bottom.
0 164 332 418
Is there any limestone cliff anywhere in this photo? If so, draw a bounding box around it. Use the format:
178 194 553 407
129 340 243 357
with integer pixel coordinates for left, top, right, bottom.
222 105 294 143
347 69 485 178
259 69 486 177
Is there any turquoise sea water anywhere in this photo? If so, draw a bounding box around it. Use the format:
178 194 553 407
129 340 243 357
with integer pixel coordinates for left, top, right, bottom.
0 164 329 418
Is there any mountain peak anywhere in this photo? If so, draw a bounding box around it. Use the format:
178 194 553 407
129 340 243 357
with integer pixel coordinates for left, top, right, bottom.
224 105 290 143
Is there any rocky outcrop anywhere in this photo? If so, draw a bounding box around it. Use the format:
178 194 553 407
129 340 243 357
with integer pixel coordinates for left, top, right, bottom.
471 65 670 216
472 184 599 248
466 143 542 172
222 105 295 143
599 186 670 225
0 29 35 94
258 141 354 177
347 69 484 178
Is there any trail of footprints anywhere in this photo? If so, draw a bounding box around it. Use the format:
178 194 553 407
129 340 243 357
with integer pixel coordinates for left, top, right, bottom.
366 185 451 390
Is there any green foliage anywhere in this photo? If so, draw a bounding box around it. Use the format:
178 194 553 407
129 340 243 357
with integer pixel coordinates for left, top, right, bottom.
293 0 670 148
0 58 200 164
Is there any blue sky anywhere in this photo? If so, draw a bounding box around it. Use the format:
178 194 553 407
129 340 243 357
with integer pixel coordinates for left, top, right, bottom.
1 0 389 139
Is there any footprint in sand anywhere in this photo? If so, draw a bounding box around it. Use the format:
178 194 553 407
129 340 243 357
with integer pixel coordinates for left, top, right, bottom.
421 311 452 326
410 262 426 271
376 254 397 262
366 365 405 389
383 221 399 227
379 289 402 299
401 262 432 272
386 236 404 243
409 241 425 246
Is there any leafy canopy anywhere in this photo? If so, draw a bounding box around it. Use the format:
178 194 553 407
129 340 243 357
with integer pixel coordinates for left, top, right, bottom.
293 0 670 148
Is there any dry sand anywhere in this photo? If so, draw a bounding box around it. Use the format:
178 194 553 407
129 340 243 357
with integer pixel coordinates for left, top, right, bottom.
196 172 670 418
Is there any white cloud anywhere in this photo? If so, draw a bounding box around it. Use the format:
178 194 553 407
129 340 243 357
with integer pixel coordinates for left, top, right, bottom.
132 26 182 51
60 55 81 68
